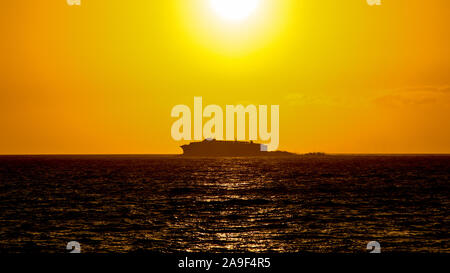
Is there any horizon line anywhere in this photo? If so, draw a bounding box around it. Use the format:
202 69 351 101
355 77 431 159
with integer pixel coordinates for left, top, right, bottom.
0 153 450 156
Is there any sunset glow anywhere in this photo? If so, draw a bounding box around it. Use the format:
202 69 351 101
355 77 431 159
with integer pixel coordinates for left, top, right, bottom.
0 0 449 154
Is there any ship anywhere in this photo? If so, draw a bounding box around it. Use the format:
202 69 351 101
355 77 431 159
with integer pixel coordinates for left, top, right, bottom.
180 139 295 157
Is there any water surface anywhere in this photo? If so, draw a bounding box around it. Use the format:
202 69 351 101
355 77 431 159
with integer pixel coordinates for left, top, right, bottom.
0 155 448 253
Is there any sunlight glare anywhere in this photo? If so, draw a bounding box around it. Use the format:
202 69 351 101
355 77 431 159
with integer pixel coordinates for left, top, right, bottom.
210 0 260 22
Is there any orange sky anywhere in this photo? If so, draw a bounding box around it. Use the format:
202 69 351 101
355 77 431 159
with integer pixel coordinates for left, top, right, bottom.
1 0 449 154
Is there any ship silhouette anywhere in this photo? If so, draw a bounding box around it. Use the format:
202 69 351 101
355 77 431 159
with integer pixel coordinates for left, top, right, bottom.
180 139 295 157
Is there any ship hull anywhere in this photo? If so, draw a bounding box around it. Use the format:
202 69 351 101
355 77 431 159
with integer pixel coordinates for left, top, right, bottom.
181 140 263 157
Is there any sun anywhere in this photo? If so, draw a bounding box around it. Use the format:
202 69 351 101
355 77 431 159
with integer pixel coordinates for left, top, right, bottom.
209 0 261 22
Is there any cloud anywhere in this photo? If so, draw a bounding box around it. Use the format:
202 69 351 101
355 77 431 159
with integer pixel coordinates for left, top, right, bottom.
373 85 450 107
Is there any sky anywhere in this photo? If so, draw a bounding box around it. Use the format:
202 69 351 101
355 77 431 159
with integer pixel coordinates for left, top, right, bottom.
0 0 449 154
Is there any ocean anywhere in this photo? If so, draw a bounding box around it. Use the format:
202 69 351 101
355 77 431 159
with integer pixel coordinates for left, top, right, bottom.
0 155 448 253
